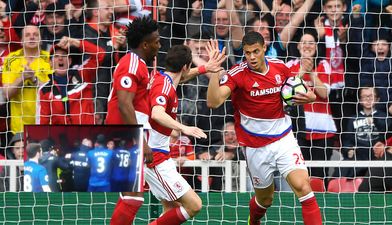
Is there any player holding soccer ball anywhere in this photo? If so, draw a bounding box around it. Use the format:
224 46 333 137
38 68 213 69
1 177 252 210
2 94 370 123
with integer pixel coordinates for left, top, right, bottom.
207 31 322 225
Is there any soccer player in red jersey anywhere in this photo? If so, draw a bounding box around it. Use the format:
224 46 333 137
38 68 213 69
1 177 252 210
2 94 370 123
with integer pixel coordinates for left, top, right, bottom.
206 32 322 225
107 16 158 225
145 45 216 225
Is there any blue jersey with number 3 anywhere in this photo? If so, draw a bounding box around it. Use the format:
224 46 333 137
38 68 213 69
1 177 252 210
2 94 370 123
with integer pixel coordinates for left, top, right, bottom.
87 146 113 186
24 160 49 192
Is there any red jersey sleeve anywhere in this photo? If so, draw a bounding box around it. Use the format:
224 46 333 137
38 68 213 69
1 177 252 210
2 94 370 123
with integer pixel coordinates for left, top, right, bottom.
149 75 169 110
112 62 139 93
222 65 241 91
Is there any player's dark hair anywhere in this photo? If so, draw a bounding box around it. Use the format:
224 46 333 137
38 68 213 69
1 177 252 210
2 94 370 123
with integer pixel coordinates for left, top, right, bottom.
242 31 264 47
322 0 345 5
95 134 106 146
165 45 192 73
126 16 159 49
27 143 42 159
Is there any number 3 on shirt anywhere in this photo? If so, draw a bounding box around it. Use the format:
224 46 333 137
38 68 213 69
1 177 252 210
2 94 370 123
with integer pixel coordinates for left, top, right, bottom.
97 157 105 173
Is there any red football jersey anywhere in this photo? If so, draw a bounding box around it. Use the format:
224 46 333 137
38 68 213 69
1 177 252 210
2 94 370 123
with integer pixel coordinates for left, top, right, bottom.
148 71 178 166
221 58 293 148
105 52 151 127
286 58 336 140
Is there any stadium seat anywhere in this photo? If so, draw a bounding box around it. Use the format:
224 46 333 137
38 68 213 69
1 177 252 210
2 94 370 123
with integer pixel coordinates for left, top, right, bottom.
327 178 364 193
310 178 326 192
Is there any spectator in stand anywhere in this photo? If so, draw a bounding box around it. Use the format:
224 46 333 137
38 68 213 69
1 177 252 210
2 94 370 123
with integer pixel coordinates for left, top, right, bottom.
40 2 83 52
286 30 336 184
113 0 153 25
348 4 392 113
217 0 256 26
180 33 234 185
157 0 187 69
0 18 12 148
186 0 203 38
0 132 24 191
337 87 390 178
2 25 51 134
313 0 348 132
84 0 125 117
209 3 243 68
195 122 239 191
37 36 105 125
169 129 195 188
244 0 316 60
358 138 392 192
39 138 71 192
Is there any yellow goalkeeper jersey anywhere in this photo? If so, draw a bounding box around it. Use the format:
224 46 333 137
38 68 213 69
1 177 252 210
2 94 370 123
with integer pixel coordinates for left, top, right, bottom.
2 49 52 133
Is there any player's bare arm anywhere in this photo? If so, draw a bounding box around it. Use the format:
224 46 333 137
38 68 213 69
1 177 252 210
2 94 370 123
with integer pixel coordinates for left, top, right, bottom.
117 90 153 163
181 39 226 83
151 105 207 139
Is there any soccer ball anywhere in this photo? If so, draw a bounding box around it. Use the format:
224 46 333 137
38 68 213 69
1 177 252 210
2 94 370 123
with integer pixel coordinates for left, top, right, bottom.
280 76 307 106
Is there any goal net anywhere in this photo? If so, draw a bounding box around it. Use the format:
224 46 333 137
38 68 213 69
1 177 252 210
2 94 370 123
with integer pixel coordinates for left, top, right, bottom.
1 0 392 224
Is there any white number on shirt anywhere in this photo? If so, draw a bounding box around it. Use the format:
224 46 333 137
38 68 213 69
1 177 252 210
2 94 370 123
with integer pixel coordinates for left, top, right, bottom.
119 154 129 167
97 157 105 173
24 174 32 192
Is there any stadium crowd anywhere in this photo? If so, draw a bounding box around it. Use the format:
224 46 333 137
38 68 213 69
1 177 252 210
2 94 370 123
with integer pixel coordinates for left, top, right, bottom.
0 0 391 193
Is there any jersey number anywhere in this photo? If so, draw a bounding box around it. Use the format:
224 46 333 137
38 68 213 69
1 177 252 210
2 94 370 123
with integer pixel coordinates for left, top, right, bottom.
97 157 106 173
24 175 32 192
293 153 305 165
119 154 130 167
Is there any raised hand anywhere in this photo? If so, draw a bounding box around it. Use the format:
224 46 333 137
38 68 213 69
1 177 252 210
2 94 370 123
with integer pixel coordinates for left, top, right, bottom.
57 36 80 49
314 16 325 39
205 39 226 73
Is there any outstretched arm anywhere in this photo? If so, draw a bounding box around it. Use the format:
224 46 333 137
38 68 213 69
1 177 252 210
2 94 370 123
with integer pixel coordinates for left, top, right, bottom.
151 106 207 139
279 0 315 49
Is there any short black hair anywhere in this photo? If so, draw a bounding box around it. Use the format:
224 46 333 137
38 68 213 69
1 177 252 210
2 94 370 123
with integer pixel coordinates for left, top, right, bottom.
302 28 319 43
96 134 106 146
126 16 159 49
242 31 264 47
27 143 42 159
165 45 192 73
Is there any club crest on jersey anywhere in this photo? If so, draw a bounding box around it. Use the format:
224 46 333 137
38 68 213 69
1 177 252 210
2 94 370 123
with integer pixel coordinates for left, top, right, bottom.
156 96 166 105
220 74 228 84
275 75 282 84
120 76 132 88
